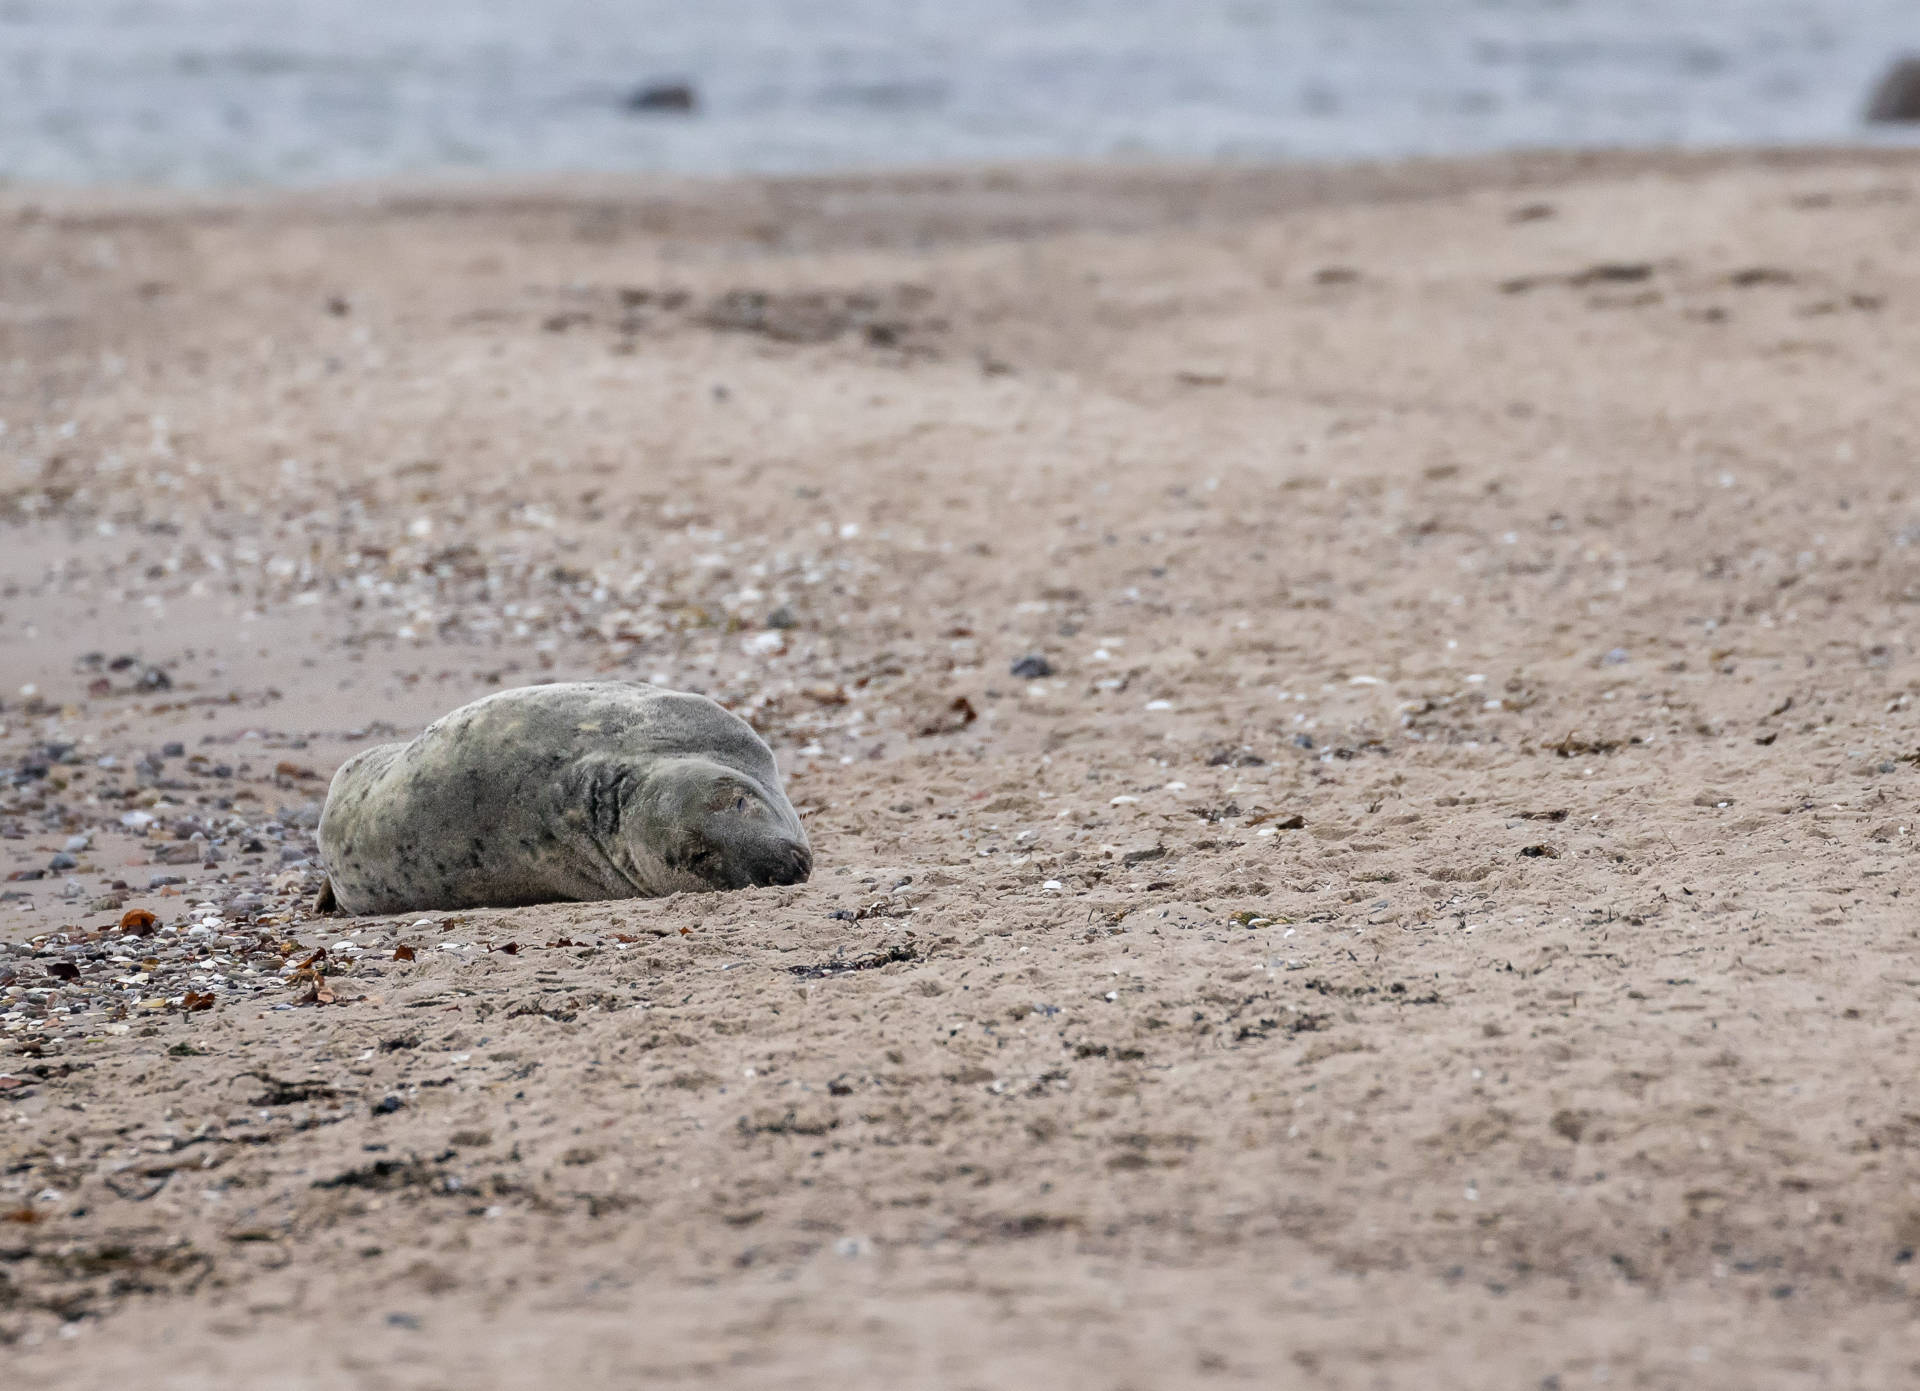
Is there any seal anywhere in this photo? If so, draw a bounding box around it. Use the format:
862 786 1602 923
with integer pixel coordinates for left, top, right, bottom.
314 681 811 915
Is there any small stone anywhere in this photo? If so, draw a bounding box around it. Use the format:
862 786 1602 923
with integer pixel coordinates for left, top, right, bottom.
1010 653 1053 679
372 1094 405 1115
765 605 797 630
161 742 185 758
148 874 185 889
47 853 76 872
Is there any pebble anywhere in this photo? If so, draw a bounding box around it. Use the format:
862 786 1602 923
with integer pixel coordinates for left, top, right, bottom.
47 853 76 872
1010 653 1053 679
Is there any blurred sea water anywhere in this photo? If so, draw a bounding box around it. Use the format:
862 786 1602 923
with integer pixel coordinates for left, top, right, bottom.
3 0 1919 186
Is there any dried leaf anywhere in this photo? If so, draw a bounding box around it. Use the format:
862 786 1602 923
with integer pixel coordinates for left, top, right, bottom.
0 1076 28 1092
2 1207 42 1224
392 944 417 962
297 979 339 1006
295 947 328 970
275 760 321 780
546 937 576 948
181 990 215 1012
677 926 693 938
120 908 159 934
914 694 979 737
494 941 520 956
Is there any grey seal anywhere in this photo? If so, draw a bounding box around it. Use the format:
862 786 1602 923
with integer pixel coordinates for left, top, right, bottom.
314 681 811 915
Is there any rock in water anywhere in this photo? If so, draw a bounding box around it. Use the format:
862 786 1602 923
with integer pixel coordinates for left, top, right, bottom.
627 82 698 114
316 682 810 915
1866 58 1920 122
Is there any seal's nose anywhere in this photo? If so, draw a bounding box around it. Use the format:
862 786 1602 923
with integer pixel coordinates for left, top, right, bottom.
752 839 812 888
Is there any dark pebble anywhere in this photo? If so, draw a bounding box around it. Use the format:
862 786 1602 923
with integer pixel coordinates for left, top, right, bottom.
766 605 797 630
161 742 185 758
1206 747 1266 768
1010 653 1053 679
138 668 172 691
372 1094 405 1115
1293 734 1315 750
47 852 77 871
148 874 185 889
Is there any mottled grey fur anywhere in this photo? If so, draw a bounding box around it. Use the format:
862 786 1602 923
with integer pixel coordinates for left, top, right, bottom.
316 682 811 915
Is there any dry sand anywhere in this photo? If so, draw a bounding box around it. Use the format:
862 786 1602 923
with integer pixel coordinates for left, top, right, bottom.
3 149 1920 1387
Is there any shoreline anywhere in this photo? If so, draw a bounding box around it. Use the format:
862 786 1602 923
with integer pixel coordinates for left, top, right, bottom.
3 142 1918 245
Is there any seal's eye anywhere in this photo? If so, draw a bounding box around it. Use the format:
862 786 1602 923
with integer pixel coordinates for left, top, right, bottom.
733 796 749 814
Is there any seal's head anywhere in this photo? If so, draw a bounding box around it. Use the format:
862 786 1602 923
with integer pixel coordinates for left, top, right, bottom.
636 757 812 892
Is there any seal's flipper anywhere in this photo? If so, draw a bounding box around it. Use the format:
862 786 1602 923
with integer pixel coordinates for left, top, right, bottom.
313 877 338 914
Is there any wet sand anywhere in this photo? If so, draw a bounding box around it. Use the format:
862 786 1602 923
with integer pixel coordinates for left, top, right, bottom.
4 150 1920 1387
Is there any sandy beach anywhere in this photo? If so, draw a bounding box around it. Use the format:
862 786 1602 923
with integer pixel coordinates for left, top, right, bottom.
4 148 1920 1387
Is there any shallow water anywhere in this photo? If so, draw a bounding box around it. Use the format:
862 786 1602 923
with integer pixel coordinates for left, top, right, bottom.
3 0 1919 186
